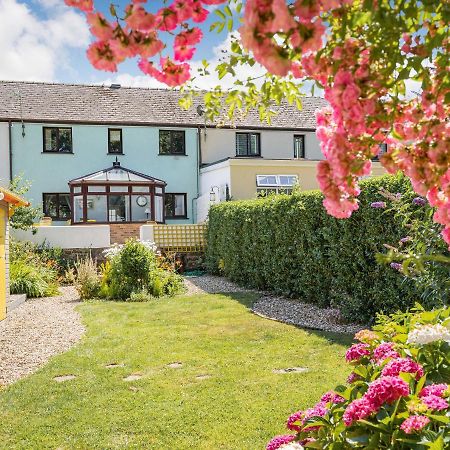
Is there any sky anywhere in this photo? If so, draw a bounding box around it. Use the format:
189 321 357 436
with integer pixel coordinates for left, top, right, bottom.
0 0 257 88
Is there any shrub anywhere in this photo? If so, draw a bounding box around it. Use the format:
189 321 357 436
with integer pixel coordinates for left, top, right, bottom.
267 305 450 450
128 289 154 302
74 257 101 300
206 173 448 323
101 239 184 300
10 259 58 298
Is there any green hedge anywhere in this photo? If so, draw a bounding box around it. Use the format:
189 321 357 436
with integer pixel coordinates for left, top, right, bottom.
206 173 432 323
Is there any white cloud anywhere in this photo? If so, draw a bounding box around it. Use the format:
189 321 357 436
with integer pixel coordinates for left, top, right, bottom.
0 0 89 81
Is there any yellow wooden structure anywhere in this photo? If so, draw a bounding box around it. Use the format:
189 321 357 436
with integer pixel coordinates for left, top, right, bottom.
0 187 29 321
153 224 206 252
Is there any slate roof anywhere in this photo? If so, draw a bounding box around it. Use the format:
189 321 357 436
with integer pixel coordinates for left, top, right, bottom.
0 80 327 130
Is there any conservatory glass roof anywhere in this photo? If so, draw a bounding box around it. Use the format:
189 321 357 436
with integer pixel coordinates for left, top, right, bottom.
69 161 166 185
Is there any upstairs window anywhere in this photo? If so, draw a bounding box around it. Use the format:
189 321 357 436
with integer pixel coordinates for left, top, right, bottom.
43 127 72 153
165 193 187 219
108 129 123 154
159 130 186 155
256 174 297 196
236 132 261 156
294 135 305 159
43 193 71 220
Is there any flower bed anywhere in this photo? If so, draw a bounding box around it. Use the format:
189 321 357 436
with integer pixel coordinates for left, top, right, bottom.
268 306 450 449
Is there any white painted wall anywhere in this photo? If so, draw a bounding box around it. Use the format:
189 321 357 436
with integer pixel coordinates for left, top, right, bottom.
140 224 155 242
200 128 322 164
0 122 10 187
12 225 110 248
197 160 231 222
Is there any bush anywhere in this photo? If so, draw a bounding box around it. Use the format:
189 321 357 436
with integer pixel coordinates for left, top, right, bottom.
74 256 101 300
10 259 58 298
128 289 154 302
101 239 184 300
267 305 450 449
206 173 448 323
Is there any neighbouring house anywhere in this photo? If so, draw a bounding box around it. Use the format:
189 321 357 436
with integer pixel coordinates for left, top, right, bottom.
0 80 385 238
0 186 28 320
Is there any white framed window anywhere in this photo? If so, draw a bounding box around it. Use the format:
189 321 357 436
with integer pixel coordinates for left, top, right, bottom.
256 175 297 196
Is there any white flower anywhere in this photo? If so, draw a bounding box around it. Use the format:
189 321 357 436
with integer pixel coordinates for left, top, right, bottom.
407 323 450 345
102 243 123 260
141 240 157 252
279 443 304 450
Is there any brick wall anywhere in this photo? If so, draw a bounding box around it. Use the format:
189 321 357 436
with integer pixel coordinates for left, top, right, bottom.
109 223 142 244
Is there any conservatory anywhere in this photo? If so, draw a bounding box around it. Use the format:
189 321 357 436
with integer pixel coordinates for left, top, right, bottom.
68 161 166 224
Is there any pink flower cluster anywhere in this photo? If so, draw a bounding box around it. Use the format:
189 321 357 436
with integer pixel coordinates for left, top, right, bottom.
419 383 448 398
266 434 296 450
372 342 400 363
66 0 225 84
345 343 371 363
344 376 410 426
381 357 424 380
421 395 449 411
400 415 430 434
286 401 329 433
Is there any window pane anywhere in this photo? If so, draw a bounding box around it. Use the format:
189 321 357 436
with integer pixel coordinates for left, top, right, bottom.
132 186 149 193
294 135 304 158
108 195 129 222
73 186 81 194
88 185 106 192
174 194 185 216
110 185 128 192
43 194 57 217
236 134 248 156
155 196 163 222
279 175 297 186
159 130 185 154
44 128 58 152
58 129 72 152
132 195 151 222
87 195 107 222
249 134 259 155
257 175 277 186
74 195 83 222
164 194 175 217
59 194 71 220
109 130 122 153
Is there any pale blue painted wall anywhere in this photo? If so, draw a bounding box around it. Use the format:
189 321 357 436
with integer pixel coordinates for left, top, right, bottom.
10 122 199 224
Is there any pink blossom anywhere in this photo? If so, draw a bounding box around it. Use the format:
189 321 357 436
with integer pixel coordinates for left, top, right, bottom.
381 357 424 380
155 7 179 31
64 0 93 12
347 372 362 384
343 397 377 426
125 5 156 31
191 0 208 22
345 343 371 363
86 12 114 40
286 410 303 432
266 435 296 450
372 342 400 363
174 45 196 61
365 376 410 406
421 395 449 411
321 390 346 404
86 41 118 72
400 415 430 434
419 384 448 398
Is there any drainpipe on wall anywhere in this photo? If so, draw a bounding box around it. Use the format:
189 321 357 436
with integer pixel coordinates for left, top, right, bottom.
8 121 12 183
191 126 202 223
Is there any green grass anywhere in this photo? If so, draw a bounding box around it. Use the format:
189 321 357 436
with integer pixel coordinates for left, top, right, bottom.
0 293 352 449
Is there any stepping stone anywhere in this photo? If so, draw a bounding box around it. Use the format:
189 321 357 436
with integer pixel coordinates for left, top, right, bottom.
123 374 142 382
54 375 76 382
272 367 309 374
166 362 183 369
195 374 211 380
105 363 124 369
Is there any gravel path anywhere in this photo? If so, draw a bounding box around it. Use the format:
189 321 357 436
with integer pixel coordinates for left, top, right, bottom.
184 275 362 334
0 286 84 386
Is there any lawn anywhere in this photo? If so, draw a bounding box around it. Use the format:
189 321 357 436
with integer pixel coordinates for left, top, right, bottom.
0 292 351 449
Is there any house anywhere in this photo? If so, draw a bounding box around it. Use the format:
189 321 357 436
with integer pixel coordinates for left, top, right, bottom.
0 81 385 237
0 186 28 320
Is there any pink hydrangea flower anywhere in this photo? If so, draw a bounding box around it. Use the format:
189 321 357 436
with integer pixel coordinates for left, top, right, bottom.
321 390 346 404
381 357 424 380
343 397 377 426
345 343 371 362
419 384 448 398
286 410 303 432
400 415 430 434
372 342 400 363
266 435 296 450
365 376 410 406
302 403 328 431
421 395 449 411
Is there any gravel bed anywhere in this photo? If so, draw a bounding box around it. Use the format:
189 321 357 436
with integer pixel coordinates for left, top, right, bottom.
184 275 362 334
0 286 85 386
